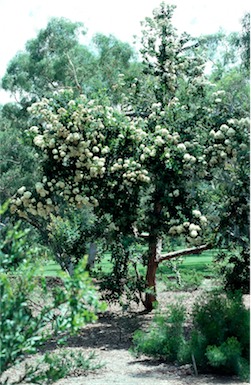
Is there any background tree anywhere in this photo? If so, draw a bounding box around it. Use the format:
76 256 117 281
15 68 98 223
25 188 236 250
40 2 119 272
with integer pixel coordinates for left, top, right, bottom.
1 18 139 104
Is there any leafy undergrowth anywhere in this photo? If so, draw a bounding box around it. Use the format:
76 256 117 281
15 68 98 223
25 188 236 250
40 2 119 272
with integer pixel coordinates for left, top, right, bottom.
132 290 250 382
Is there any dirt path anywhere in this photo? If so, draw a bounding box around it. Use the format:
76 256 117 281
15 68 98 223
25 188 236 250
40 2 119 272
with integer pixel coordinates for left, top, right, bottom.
55 347 247 385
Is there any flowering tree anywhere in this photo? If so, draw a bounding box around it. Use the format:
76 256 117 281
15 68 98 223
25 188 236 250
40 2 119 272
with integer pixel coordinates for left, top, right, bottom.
11 4 249 310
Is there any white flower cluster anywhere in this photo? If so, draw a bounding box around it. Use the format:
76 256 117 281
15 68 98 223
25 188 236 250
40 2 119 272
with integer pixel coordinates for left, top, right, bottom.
10 184 55 219
12 93 156 220
129 123 148 143
212 90 226 104
168 209 208 245
183 153 197 164
206 123 239 166
110 158 150 185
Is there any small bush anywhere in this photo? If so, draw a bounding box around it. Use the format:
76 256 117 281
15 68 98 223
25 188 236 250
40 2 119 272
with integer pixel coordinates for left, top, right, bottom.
206 337 241 371
1 350 102 385
0 220 39 272
132 304 187 362
190 291 250 380
164 269 204 291
47 206 96 275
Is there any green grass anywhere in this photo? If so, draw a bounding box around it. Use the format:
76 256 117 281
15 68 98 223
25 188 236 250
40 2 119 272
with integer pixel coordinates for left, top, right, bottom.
158 250 217 277
34 260 63 277
30 249 221 279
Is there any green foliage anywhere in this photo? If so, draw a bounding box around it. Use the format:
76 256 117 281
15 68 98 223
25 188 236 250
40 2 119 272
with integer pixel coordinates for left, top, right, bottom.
0 223 103 377
190 291 250 379
205 338 250 381
215 249 250 294
0 221 36 272
132 304 187 362
164 269 204 291
235 12 250 71
91 33 139 102
206 337 241 370
132 291 249 380
0 224 104 385
47 206 96 274
2 18 88 100
2 18 138 104
0 202 40 272
0 105 40 203
97 237 146 306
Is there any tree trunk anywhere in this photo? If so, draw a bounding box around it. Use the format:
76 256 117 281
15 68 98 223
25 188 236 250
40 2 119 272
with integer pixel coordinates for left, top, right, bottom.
144 198 162 312
144 236 161 311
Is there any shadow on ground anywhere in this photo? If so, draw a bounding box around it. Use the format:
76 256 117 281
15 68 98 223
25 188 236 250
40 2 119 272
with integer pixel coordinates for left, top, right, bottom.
40 309 150 353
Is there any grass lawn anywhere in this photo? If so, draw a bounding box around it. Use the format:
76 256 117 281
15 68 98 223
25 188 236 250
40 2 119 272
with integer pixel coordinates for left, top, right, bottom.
34 259 63 277
33 248 220 278
159 249 218 277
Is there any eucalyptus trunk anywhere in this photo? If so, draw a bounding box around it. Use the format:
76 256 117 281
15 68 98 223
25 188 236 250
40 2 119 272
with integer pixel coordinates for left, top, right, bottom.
144 199 163 311
144 235 162 311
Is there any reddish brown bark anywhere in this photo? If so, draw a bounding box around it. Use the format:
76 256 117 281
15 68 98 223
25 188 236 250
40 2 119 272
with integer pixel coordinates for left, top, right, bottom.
144 236 159 311
143 198 163 311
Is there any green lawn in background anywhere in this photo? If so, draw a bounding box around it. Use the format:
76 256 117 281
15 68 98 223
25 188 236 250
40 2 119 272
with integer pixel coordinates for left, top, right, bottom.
34 260 63 277
34 249 219 278
158 253 214 278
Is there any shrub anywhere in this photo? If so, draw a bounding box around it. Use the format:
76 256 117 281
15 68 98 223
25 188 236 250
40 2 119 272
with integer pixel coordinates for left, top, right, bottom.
0 262 103 376
132 291 250 381
0 205 105 384
163 269 204 292
0 216 105 385
46 206 96 275
0 220 38 272
132 304 187 362
1 350 102 385
190 290 250 380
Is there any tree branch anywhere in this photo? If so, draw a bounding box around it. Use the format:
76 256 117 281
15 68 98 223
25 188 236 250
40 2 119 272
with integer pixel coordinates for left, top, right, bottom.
132 225 149 239
66 53 82 91
155 243 212 263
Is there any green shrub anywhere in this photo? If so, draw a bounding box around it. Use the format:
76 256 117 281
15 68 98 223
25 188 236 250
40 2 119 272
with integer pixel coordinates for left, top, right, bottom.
0 208 105 384
0 350 102 385
47 206 96 275
0 256 105 385
163 269 204 291
0 262 103 375
190 291 249 380
206 337 241 371
132 291 250 381
132 304 187 362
